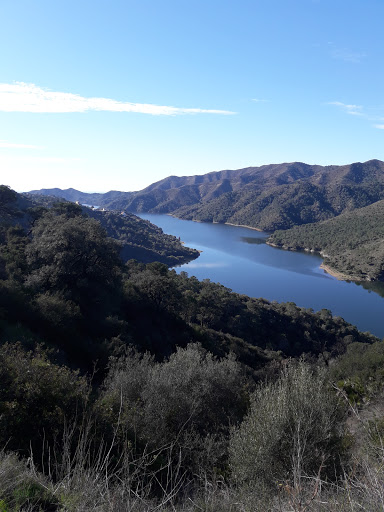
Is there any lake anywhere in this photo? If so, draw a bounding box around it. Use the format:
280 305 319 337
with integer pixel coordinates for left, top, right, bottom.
138 213 384 339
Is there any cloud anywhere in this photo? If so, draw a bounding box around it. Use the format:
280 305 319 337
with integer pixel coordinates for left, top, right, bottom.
327 102 384 130
327 102 364 116
252 98 269 103
0 82 235 116
330 47 366 63
0 140 42 149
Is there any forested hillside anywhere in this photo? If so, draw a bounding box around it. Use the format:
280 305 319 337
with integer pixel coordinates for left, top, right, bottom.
30 160 384 231
86 208 199 266
268 199 384 281
2 182 384 510
28 161 384 281
2 185 374 369
17 189 199 266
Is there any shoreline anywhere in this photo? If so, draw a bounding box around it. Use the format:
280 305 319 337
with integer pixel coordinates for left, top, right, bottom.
167 214 265 232
267 241 360 282
319 263 355 281
224 222 264 232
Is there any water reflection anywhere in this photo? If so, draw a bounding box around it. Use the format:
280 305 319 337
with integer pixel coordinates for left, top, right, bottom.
241 236 268 245
356 280 384 299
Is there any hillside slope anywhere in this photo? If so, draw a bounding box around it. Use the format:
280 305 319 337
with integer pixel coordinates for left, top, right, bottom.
27 160 384 280
3 187 199 267
268 199 384 281
30 160 384 232
101 159 384 230
86 208 199 266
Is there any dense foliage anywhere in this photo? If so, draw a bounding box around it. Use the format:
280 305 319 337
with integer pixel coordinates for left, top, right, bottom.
2 184 384 510
20 192 199 266
87 208 199 266
268 199 384 281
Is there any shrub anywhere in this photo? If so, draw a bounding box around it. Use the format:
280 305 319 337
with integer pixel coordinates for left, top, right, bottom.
229 360 346 490
0 343 89 460
100 344 248 475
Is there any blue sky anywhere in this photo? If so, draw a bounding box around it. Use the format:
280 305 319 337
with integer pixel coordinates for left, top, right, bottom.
1 0 383 192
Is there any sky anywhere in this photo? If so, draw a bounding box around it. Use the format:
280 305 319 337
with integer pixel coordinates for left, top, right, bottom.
1 0 383 193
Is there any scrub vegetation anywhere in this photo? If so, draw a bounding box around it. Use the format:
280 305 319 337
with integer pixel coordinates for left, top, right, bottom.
1 185 384 511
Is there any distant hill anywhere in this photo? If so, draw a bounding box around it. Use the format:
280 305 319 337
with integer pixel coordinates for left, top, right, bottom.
85 208 199 266
27 187 133 207
30 160 384 232
4 188 199 267
268 199 384 282
117 159 384 231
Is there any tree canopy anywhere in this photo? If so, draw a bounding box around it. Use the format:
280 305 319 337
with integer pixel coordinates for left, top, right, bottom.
25 211 122 307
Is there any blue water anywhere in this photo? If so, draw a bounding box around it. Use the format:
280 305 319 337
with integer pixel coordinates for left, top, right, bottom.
139 214 384 339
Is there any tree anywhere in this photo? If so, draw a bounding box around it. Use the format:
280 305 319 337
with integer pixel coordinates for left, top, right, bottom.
141 344 246 445
25 212 122 309
0 185 19 221
0 225 29 283
128 262 182 314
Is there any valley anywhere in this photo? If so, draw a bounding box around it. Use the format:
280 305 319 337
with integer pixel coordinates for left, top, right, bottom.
30 158 384 283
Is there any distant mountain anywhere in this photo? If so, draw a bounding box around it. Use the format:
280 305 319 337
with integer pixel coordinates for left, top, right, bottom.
27 187 133 207
29 159 384 232
81 159 384 231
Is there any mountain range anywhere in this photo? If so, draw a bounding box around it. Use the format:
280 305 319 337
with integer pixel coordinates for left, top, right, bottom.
29 159 384 231
28 159 384 281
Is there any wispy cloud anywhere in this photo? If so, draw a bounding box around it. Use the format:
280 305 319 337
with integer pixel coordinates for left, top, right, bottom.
0 139 42 149
252 98 269 103
0 82 235 116
326 41 367 63
327 102 364 116
327 102 384 130
331 47 367 63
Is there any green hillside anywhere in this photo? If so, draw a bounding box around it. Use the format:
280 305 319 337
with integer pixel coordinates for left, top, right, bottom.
3 183 384 511
268 199 384 281
101 159 384 230
30 160 384 232
86 208 199 266
15 188 200 266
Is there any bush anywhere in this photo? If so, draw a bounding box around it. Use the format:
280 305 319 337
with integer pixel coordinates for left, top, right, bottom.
99 344 248 475
229 360 346 490
0 344 89 460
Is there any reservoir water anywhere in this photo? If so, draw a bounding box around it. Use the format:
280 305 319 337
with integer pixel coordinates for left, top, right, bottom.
138 214 384 339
